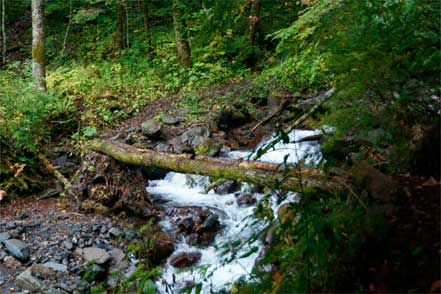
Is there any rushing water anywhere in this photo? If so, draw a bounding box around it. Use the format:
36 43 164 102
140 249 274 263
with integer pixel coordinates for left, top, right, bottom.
147 129 322 293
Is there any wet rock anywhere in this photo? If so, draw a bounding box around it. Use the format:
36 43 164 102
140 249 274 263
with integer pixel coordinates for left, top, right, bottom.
0 232 11 243
82 247 111 265
169 251 201 268
161 115 182 125
4 239 30 261
150 232 175 264
214 180 239 195
44 261 68 273
155 142 171 153
201 213 219 230
4 255 22 268
236 194 257 207
16 268 46 293
141 119 163 139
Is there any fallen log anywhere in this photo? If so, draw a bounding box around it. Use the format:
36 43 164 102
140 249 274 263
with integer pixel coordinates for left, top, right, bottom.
90 139 320 192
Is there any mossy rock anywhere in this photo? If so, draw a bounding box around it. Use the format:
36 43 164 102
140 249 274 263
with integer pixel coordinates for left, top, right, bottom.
194 138 222 157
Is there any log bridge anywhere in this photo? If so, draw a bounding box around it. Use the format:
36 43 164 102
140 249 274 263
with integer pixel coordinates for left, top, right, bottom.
90 139 320 192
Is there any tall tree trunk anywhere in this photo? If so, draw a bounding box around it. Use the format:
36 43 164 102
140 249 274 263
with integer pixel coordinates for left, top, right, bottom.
116 0 126 49
1 0 6 65
172 0 191 67
32 0 46 91
248 0 261 45
142 0 152 54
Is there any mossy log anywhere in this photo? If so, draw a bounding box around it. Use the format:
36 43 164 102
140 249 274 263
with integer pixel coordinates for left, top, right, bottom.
90 139 320 192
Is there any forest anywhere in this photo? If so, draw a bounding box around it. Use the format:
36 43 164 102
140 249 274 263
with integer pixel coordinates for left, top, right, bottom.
0 0 439 293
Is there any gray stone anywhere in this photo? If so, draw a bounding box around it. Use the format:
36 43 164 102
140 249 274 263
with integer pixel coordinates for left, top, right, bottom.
124 230 138 240
63 240 73 250
44 261 68 273
0 232 11 243
108 248 128 271
141 120 163 139
83 247 111 265
109 227 122 237
4 239 30 261
161 115 182 125
16 269 45 293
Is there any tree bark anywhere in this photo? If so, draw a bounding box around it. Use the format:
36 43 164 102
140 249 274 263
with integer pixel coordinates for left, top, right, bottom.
116 0 126 49
90 139 320 192
1 0 6 64
32 0 46 91
248 0 261 45
172 0 191 67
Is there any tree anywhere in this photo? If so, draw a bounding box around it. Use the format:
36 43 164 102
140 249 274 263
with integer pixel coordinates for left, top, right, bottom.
1 0 6 64
248 0 261 45
116 0 126 49
172 0 191 67
31 0 46 91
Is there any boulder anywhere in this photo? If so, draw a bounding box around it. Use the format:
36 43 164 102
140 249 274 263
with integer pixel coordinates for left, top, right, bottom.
194 137 222 157
169 251 201 268
236 194 257 207
214 180 239 195
82 247 111 265
16 269 48 293
3 239 30 261
141 120 163 139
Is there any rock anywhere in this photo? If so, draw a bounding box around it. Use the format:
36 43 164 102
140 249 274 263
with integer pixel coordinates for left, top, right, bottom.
108 248 128 271
4 255 22 268
63 240 73 250
82 247 111 265
44 261 68 273
161 115 182 125
109 227 122 238
200 213 219 230
0 232 11 243
4 239 30 261
218 106 249 130
150 232 175 264
214 180 239 195
155 142 171 152
349 161 398 202
236 194 257 207
194 137 222 157
16 269 46 293
30 264 58 280
169 251 201 268
141 119 163 139
124 230 138 240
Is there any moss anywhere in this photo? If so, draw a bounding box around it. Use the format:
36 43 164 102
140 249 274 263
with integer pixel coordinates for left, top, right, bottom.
81 199 110 215
32 41 45 64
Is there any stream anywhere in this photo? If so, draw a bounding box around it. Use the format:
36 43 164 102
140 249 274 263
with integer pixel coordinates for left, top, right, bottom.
148 129 322 293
